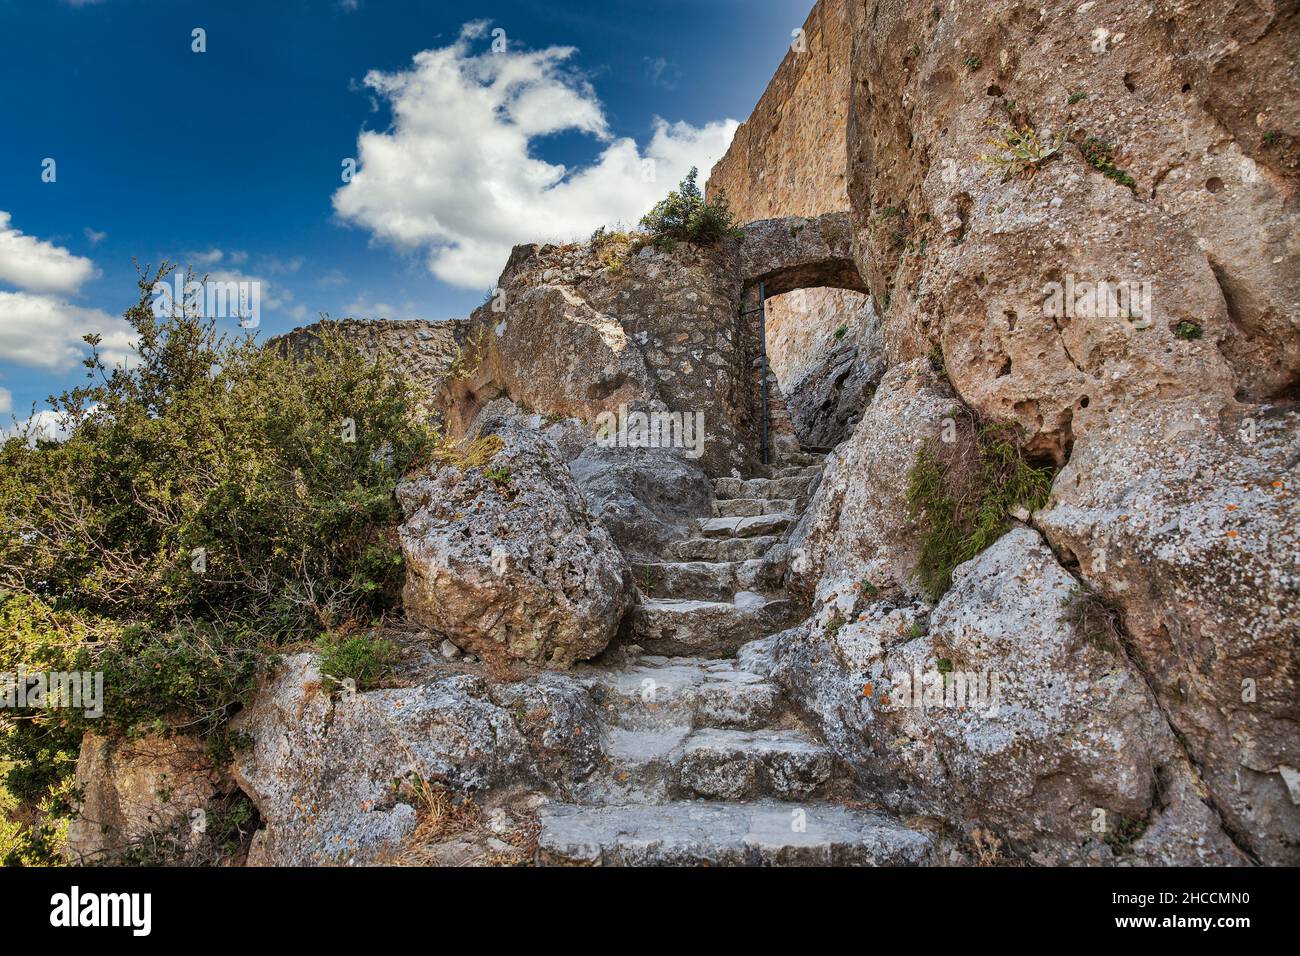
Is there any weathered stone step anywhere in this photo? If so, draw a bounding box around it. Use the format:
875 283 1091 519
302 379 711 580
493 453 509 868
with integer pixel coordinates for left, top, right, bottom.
673 727 833 800
665 534 781 563
632 559 778 601
714 475 813 501
769 465 821 480
593 725 830 801
712 497 796 518
630 593 799 656
537 800 934 866
587 656 781 730
696 512 795 539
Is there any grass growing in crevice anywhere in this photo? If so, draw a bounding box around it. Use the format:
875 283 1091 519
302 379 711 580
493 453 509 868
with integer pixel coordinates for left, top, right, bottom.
905 409 1057 599
1062 584 1123 653
1079 136 1136 189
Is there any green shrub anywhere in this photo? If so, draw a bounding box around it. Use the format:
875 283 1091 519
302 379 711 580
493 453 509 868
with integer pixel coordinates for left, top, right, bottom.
905 412 1056 599
0 265 435 863
318 632 397 693
639 168 742 249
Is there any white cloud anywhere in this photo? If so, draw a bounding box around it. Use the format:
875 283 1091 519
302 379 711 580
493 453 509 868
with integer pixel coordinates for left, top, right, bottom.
0 211 99 294
2 407 85 445
84 226 107 245
333 25 738 289
0 291 135 372
0 385 10 416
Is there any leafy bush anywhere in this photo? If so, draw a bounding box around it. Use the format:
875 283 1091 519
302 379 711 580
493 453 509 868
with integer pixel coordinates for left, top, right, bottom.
905 410 1056 599
639 168 742 249
0 265 435 863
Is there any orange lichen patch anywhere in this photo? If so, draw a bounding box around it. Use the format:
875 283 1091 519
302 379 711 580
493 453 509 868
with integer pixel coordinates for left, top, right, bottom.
862 683 874 697
1226 504 1238 511
1226 530 1238 538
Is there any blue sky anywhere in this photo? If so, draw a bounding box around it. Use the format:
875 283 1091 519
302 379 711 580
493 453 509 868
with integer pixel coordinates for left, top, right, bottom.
0 0 810 426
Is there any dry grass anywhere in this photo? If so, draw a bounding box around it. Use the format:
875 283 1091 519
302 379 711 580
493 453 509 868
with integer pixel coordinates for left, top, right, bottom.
430 434 504 471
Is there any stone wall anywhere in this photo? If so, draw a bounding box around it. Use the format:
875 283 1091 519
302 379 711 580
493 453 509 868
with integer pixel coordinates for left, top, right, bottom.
706 0 852 218
705 0 873 450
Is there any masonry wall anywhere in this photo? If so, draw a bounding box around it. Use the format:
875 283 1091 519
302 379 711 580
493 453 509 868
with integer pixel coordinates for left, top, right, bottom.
705 0 852 220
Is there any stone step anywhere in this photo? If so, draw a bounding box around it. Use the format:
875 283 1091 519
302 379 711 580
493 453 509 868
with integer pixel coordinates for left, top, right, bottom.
630 593 800 656
631 559 778 601
537 800 935 866
665 535 781 563
587 725 832 802
714 475 813 501
696 512 796 539
770 465 822 480
587 656 781 731
673 727 834 800
712 497 796 518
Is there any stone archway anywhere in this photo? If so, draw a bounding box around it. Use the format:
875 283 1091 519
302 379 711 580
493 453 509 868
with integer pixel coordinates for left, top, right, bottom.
739 211 866 298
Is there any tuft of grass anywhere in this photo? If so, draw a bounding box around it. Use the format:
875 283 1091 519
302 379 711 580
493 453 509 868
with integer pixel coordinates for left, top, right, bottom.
1062 584 1122 653
1102 812 1149 855
1079 136 1136 189
979 124 1065 178
431 434 505 471
963 55 982 71
824 613 846 639
834 324 849 341
317 632 397 694
858 579 880 598
1067 91 1088 105
1172 320 1203 341
927 345 947 377
905 412 1057 600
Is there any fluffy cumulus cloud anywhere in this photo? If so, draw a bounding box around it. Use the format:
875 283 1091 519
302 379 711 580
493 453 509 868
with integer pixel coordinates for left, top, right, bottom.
333 23 738 289
0 211 136 374
0 211 98 294
0 291 135 371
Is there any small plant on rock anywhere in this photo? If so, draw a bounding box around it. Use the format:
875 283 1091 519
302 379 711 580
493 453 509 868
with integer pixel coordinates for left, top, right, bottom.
639 168 742 249
318 632 397 694
979 124 1066 179
1172 319 1203 341
1079 136 1136 189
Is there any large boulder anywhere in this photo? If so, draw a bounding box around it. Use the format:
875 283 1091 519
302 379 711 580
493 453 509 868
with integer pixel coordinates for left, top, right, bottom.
765 527 1248 865
569 444 715 561
398 414 633 668
1037 403 1300 865
786 358 953 604
65 733 236 864
231 654 602 866
846 1 1298 462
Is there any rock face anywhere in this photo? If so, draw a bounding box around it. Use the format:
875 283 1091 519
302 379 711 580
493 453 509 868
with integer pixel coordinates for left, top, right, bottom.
767 528 1249 865
397 413 633 668
1038 405 1300 865
568 445 715 561
231 654 602 866
845 0 1298 451
65 733 235 864
440 238 760 477
787 359 953 604
838 0 1300 862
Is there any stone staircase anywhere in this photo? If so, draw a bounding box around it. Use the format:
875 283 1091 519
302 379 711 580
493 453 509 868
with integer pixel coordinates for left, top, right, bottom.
536 451 935 866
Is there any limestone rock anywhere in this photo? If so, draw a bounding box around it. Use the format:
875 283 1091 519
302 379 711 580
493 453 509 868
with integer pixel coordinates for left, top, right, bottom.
1037 404 1300 864
231 654 601 866
397 414 633 668
766 528 1249 865
65 732 233 864
786 358 953 604
569 445 714 561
